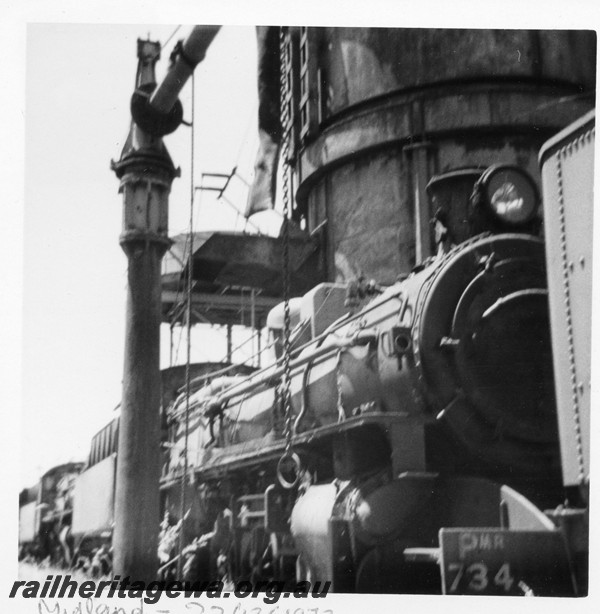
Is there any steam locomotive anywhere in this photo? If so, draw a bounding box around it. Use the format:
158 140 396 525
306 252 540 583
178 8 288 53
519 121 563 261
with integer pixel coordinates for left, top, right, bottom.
18 463 84 564
19 26 594 597
156 143 591 596
20 110 593 596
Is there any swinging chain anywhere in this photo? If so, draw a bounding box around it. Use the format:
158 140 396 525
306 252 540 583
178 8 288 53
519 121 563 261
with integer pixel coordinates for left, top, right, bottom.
277 25 301 489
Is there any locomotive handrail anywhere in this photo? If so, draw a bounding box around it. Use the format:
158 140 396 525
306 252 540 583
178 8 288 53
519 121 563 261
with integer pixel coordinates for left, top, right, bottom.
481 288 548 321
204 329 378 413
169 290 404 419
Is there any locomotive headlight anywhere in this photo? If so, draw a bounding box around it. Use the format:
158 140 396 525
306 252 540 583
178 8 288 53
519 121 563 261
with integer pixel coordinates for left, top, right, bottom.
478 166 538 226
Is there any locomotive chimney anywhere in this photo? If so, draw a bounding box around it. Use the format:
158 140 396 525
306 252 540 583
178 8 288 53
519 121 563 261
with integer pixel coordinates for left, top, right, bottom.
111 39 179 582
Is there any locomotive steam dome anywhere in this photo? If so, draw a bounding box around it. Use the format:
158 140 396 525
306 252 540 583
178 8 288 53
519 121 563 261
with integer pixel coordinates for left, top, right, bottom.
291 29 596 281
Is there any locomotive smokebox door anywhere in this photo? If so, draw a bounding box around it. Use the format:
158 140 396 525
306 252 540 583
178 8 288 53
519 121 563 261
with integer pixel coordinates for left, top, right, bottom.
416 234 559 474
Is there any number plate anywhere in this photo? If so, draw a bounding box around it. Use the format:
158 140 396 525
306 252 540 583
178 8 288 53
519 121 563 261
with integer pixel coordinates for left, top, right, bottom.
439 529 576 596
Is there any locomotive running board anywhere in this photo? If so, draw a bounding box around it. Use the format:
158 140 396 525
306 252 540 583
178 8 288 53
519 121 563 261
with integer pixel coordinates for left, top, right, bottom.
160 412 421 487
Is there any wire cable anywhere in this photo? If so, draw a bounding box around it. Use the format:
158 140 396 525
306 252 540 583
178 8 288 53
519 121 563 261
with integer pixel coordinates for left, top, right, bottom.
163 26 182 50
177 70 195 579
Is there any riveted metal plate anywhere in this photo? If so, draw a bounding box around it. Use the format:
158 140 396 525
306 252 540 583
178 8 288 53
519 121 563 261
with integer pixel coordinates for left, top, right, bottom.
540 111 594 486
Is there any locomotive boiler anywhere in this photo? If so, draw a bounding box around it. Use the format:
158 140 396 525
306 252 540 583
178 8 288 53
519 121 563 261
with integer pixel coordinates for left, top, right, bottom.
171 199 557 482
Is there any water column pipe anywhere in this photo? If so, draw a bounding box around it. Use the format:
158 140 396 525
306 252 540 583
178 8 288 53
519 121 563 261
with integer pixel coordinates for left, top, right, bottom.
130 26 221 137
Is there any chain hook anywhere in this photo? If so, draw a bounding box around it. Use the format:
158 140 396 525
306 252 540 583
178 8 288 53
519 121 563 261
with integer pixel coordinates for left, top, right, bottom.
277 451 302 490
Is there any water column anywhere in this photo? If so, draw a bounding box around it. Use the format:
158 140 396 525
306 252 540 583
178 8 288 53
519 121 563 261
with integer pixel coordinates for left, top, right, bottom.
111 39 178 581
